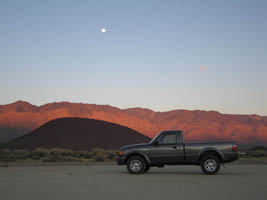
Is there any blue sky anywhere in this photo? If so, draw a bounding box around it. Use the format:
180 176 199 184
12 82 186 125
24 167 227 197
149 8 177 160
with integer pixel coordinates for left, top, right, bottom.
0 0 266 115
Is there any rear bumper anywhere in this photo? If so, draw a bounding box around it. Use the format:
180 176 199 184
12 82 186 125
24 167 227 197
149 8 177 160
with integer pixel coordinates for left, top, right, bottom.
117 156 126 165
222 152 239 163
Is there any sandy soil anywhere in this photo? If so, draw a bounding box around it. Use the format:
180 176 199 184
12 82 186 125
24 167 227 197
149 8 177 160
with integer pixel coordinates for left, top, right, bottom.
1 164 267 200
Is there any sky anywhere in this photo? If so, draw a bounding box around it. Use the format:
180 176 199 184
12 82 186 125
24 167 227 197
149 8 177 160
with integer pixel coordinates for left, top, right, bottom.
0 0 267 115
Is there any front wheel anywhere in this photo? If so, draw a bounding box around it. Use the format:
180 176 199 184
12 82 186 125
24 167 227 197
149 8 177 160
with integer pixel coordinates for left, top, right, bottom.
126 156 147 174
200 155 220 175
144 165 150 173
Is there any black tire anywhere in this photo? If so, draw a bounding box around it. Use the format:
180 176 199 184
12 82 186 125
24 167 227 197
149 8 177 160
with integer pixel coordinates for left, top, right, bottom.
200 155 220 175
126 156 147 174
144 165 150 173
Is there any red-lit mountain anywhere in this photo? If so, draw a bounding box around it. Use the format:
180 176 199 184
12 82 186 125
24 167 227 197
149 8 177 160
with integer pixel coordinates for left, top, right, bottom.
0 101 267 145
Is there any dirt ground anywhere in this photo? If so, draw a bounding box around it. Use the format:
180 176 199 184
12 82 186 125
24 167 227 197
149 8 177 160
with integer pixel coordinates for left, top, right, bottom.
1 163 267 200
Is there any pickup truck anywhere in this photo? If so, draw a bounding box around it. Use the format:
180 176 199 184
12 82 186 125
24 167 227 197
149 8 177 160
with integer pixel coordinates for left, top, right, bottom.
117 130 238 174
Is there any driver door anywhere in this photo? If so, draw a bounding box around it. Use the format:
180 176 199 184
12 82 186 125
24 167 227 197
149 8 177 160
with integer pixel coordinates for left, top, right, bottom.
148 132 183 164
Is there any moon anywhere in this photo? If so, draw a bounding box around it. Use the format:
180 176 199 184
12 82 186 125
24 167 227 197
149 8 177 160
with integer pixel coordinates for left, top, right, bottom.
101 28 106 33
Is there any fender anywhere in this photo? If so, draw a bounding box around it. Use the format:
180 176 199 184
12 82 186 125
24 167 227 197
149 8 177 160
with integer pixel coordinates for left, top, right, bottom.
197 147 225 161
126 150 151 164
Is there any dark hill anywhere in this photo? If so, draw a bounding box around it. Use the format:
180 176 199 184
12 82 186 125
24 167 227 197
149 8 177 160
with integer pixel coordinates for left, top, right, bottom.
1 118 150 150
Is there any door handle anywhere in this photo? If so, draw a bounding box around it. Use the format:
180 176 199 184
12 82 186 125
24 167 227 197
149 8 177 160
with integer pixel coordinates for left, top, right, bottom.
172 146 177 149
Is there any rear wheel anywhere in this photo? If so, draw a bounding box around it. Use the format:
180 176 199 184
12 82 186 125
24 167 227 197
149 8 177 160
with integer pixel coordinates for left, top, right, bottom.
200 155 220 175
126 156 147 174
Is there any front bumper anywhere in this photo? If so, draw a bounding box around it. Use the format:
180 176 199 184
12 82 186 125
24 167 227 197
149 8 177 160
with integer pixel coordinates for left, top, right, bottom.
117 156 126 165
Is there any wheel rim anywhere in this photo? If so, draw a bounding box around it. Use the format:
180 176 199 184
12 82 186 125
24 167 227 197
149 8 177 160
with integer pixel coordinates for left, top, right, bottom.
130 160 142 172
204 159 217 172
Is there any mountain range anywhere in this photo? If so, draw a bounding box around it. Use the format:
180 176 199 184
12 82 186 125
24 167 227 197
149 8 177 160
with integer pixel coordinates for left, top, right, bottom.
0 100 267 145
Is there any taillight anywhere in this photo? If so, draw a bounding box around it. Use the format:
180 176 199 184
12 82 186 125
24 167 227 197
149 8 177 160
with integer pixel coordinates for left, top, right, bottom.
232 144 237 151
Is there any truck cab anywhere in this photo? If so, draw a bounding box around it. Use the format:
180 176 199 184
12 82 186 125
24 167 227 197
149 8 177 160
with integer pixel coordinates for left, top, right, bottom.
147 130 184 164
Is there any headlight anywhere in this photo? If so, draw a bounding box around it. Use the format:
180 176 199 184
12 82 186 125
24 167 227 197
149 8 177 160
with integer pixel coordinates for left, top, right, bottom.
118 150 123 156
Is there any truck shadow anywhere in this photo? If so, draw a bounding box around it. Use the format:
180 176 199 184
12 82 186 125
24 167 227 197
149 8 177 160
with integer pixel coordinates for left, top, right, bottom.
147 172 241 176
118 170 241 176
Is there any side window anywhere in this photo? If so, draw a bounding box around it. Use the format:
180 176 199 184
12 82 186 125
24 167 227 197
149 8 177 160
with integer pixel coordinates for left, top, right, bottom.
157 133 177 144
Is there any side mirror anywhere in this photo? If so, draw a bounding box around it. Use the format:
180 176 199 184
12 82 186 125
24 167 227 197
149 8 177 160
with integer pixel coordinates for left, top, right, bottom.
153 141 159 145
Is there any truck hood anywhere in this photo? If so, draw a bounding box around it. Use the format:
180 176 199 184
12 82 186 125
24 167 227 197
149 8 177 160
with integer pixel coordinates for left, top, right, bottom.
120 143 148 150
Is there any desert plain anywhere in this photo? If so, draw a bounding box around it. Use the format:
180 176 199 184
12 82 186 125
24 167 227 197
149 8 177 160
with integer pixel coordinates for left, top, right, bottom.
0 163 267 200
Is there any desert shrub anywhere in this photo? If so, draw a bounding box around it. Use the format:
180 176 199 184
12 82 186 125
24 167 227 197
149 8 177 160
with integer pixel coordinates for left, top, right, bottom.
71 151 83 158
63 149 74 156
248 150 266 158
94 152 106 161
34 148 50 157
250 146 267 151
50 148 65 156
79 150 91 159
247 150 266 157
30 148 50 160
90 148 105 156
49 148 78 161
7 154 16 161
105 150 116 160
14 149 30 159
30 153 41 160
41 155 57 162
0 148 11 159
0 149 16 161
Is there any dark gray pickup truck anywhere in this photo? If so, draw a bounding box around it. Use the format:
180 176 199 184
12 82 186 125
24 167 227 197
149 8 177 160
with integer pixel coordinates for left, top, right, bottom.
117 130 238 174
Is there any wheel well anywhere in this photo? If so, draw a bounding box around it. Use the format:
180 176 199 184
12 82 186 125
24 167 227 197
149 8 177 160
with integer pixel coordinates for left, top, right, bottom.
126 153 148 164
199 150 222 163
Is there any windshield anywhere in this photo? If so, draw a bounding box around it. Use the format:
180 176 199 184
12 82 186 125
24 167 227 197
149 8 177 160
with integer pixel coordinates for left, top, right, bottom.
149 132 162 144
